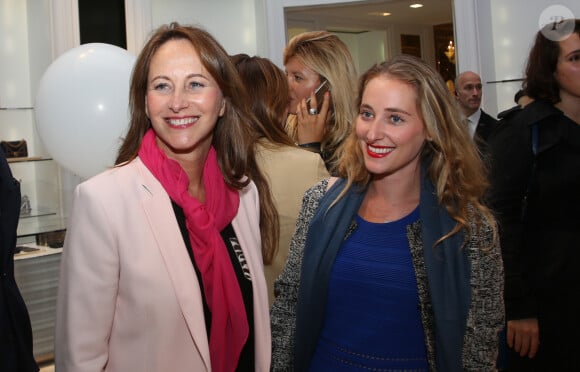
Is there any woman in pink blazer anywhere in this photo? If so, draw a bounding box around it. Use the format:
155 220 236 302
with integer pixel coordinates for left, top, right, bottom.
55 23 276 372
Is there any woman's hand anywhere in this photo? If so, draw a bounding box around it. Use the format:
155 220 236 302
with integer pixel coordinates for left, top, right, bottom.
295 91 331 144
507 318 540 358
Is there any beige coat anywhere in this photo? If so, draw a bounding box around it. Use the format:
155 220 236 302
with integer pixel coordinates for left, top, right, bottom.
256 142 329 305
55 158 271 371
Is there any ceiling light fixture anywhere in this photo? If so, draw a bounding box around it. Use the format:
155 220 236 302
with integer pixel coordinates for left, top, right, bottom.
410 4 424 9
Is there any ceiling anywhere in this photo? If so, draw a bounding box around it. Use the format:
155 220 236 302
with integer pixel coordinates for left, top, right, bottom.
285 0 453 33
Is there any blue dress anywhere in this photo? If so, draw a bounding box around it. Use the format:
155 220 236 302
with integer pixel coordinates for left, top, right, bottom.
309 206 428 371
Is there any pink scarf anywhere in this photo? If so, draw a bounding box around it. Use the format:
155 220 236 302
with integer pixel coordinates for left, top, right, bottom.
138 129 248 372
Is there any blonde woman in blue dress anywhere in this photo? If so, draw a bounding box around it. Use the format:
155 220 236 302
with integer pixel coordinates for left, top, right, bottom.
271 55 504 371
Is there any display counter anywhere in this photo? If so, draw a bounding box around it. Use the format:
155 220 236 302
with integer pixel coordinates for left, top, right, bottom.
14 245 62 363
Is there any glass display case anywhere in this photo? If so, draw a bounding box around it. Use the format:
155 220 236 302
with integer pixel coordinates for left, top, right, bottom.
9 157 66 244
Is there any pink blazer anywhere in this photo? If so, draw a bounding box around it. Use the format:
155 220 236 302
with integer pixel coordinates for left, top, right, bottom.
55 158 271 371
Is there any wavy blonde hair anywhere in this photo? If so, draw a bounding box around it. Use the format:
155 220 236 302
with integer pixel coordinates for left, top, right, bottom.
284 31 358 169
337 55 496 246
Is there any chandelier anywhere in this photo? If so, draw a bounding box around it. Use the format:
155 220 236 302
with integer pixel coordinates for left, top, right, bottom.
444 40 455 64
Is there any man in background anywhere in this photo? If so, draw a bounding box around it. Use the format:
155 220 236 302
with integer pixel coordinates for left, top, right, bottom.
455 71 499 153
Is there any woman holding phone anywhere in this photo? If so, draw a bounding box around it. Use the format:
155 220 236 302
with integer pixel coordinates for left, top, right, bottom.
284 31 358 173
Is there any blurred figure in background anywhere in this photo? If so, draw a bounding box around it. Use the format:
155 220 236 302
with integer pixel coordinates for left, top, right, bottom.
497 89 534 120
0 150 38 372
231 54 329 305
488 18 580 371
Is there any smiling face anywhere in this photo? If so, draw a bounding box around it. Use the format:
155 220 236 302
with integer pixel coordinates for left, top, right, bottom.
356 75 426 180
555 32 580 101
284 56 322 114
145 38 225 161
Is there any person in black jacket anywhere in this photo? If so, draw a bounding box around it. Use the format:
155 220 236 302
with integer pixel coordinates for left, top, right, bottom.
497 89 534 120
0 150 38 371
455 70 499 156
487 18 580 371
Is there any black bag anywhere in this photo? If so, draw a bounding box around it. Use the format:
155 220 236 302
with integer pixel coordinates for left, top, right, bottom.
1 140 28 158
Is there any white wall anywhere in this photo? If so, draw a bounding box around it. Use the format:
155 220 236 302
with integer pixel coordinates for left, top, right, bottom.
0 0 50 156
151 0 268 56
0 0 32 108
356 31 387 73
335 31 387 76
26 0 52 107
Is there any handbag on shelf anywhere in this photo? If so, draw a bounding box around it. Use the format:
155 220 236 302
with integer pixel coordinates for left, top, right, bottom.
21 194 32 216
1 139 28 158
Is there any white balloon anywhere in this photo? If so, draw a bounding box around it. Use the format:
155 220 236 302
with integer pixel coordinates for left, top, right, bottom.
35 43 135 179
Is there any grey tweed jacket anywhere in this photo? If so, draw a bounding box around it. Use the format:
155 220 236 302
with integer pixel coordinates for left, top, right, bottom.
271 178 504 371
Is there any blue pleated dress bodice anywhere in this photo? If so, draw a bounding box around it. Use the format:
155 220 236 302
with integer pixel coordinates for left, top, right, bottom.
309 206 428 371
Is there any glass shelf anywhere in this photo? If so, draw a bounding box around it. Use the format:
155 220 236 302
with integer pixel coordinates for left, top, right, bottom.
7 156 53 164
8 157 64 240
20 208 57 219
17 211 66 238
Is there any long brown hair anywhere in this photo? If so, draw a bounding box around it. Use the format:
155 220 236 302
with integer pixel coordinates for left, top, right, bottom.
337 55 497 247
230 54 295 148
116 23 278 263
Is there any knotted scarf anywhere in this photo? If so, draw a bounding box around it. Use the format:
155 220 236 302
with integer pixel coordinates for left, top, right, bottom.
138 129 248 372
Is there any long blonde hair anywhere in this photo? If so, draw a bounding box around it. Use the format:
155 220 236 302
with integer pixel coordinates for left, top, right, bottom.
284 31 358 168
337 55 496 246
